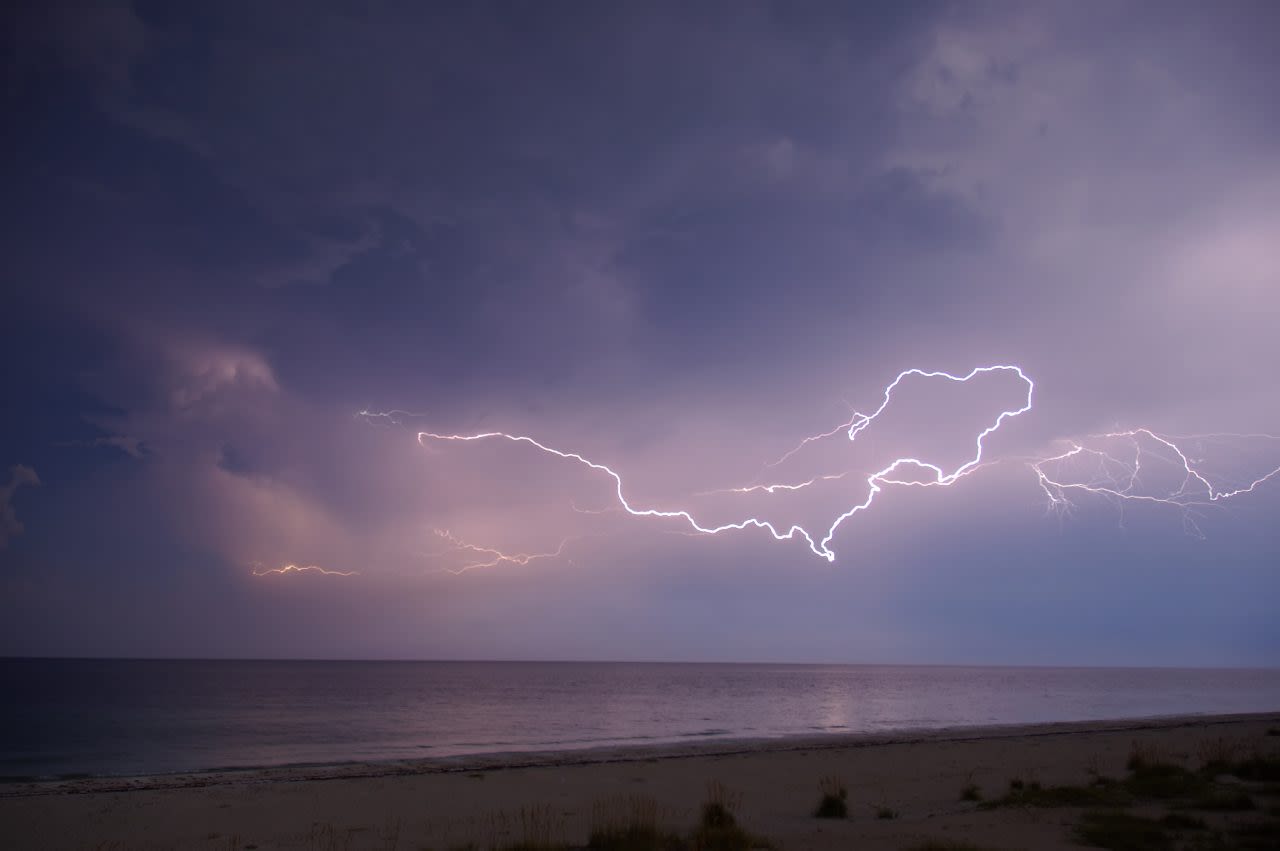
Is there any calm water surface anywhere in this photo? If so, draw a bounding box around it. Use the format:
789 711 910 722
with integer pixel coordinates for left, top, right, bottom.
3 659 1279 779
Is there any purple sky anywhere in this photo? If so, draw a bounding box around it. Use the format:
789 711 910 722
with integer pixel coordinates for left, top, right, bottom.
2 1 1279 665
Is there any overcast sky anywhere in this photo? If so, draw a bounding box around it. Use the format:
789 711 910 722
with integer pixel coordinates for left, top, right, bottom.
3 1 1278 665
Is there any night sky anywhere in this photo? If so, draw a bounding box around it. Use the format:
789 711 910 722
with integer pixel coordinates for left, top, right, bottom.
3 1 1278 665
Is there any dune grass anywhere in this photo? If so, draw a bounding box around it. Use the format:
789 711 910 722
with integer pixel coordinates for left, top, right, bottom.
588 795 682 851
812 775 848 819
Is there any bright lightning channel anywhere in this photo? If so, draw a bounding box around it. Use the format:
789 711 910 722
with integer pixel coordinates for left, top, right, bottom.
413 365 1036 563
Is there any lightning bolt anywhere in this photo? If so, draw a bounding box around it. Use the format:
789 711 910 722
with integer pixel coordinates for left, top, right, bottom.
356 365 1278 576
251 562 360 577
413 365 1036 563
429 529 574 575
1030 429 1280 536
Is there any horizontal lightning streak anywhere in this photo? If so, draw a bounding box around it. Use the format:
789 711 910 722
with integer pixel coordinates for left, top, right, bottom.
416 365 1035 563
430 529 573 574
251 563 359 577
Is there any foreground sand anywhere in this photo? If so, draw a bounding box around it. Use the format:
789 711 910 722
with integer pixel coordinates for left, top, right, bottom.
2 712 1278 850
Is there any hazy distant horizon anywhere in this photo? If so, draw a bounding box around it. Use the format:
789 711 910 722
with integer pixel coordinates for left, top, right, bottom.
4 655 1279 672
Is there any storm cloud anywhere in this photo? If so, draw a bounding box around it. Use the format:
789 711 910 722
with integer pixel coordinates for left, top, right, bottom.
2 1 1278 665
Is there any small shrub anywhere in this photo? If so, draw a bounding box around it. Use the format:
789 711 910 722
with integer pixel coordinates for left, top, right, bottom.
691 781 766 851
1230 818 1280 850
1266 727 1279 737
1158 812 1206 831
1232 755 1280 782
959 782 982 802
1185 789 1256 811
699 780 739 831
1124 761 1206 800
812 775 848 819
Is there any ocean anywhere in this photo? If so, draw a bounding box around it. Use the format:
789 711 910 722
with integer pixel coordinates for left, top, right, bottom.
3 659 1279 780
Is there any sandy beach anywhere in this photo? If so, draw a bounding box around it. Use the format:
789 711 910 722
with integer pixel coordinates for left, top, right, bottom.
2 712 1278 850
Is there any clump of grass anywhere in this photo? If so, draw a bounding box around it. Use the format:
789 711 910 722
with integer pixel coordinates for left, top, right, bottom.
872 804 898 820
1073 810 1172 851
1126 740 1168 773
588 795 682 851
959 782 983 802
691 781 767 851
1196 736 1245 772
502 805 568 851
812 775 848 819
699 780 740 830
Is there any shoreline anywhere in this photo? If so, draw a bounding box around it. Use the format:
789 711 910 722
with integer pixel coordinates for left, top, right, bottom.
3 711 1277 849
5 710 1277 798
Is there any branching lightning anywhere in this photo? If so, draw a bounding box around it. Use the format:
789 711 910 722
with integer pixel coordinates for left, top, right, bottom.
354 364 1278 576
412 366 1035 563
1030 428 1280 536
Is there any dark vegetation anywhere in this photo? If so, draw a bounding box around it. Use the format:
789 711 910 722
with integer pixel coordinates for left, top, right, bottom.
1074 810 1174 851
978 737 1280 851
812 775 848 819
409 731 1280 851
437 783 772 851
587 797 683 851
980 776 1130 809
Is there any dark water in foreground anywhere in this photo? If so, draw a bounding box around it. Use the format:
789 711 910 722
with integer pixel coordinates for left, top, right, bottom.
3 659 1279 780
